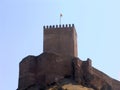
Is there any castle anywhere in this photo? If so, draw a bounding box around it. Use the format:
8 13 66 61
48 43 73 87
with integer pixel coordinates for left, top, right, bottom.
17 24 120 90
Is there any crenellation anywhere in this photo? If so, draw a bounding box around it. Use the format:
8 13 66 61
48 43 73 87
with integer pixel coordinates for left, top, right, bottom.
43 26 45 29
50 25 52 28
66 24 68 27
87 58 92 67
47 26 49 29
56 25 58 28
69 24 71 27
59 24 61 28
43 24 75 30
72 24 74 27
62 24 64 28
53 25 55 28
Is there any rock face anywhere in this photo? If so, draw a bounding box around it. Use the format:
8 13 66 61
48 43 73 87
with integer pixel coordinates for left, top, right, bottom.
17 52 120 90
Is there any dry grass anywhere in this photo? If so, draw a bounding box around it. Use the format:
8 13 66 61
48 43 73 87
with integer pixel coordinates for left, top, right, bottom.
48 83 94 90
62 84 94 90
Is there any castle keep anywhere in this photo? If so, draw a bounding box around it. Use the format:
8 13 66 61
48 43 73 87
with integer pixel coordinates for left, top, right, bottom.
43 24 78 60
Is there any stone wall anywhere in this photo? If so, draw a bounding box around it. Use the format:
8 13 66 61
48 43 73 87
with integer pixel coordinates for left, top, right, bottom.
43 24 78 61
18 52 73 90
17 52 120 90
72 57 120 90
18 56 37 90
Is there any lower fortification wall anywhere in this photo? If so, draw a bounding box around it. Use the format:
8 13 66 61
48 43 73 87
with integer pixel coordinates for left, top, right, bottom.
92 67 112 85
91 65 120 90
112 79 120 90
17 52 120 90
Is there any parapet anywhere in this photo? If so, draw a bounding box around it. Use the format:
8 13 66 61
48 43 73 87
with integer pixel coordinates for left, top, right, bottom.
43 24 75 30
87 58 92 66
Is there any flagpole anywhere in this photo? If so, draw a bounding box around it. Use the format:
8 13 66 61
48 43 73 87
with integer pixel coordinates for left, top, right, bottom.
60 13 62 25
60 16 61 25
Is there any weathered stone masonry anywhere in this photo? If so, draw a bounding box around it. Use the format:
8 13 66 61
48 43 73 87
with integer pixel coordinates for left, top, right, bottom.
43 24 78 59
17 24 120 90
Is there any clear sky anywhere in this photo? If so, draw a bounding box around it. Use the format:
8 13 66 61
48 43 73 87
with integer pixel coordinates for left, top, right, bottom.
0 0 120 90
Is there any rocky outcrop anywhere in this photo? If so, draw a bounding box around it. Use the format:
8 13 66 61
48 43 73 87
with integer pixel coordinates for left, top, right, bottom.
17 52 120 90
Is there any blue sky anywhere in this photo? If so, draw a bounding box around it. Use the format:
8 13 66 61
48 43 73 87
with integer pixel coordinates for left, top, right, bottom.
0 0 120 90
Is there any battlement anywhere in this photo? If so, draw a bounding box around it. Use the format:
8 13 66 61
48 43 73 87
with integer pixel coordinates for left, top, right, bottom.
43 24 75 30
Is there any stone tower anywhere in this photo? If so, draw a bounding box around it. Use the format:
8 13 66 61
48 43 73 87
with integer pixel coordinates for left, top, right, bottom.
43 24 78 60
17 24 78 90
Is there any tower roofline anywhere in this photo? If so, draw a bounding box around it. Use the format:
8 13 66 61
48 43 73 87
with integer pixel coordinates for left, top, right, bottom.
43 24 75 30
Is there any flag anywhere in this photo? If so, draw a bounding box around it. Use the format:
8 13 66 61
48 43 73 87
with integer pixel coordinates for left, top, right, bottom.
60 13 63 17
